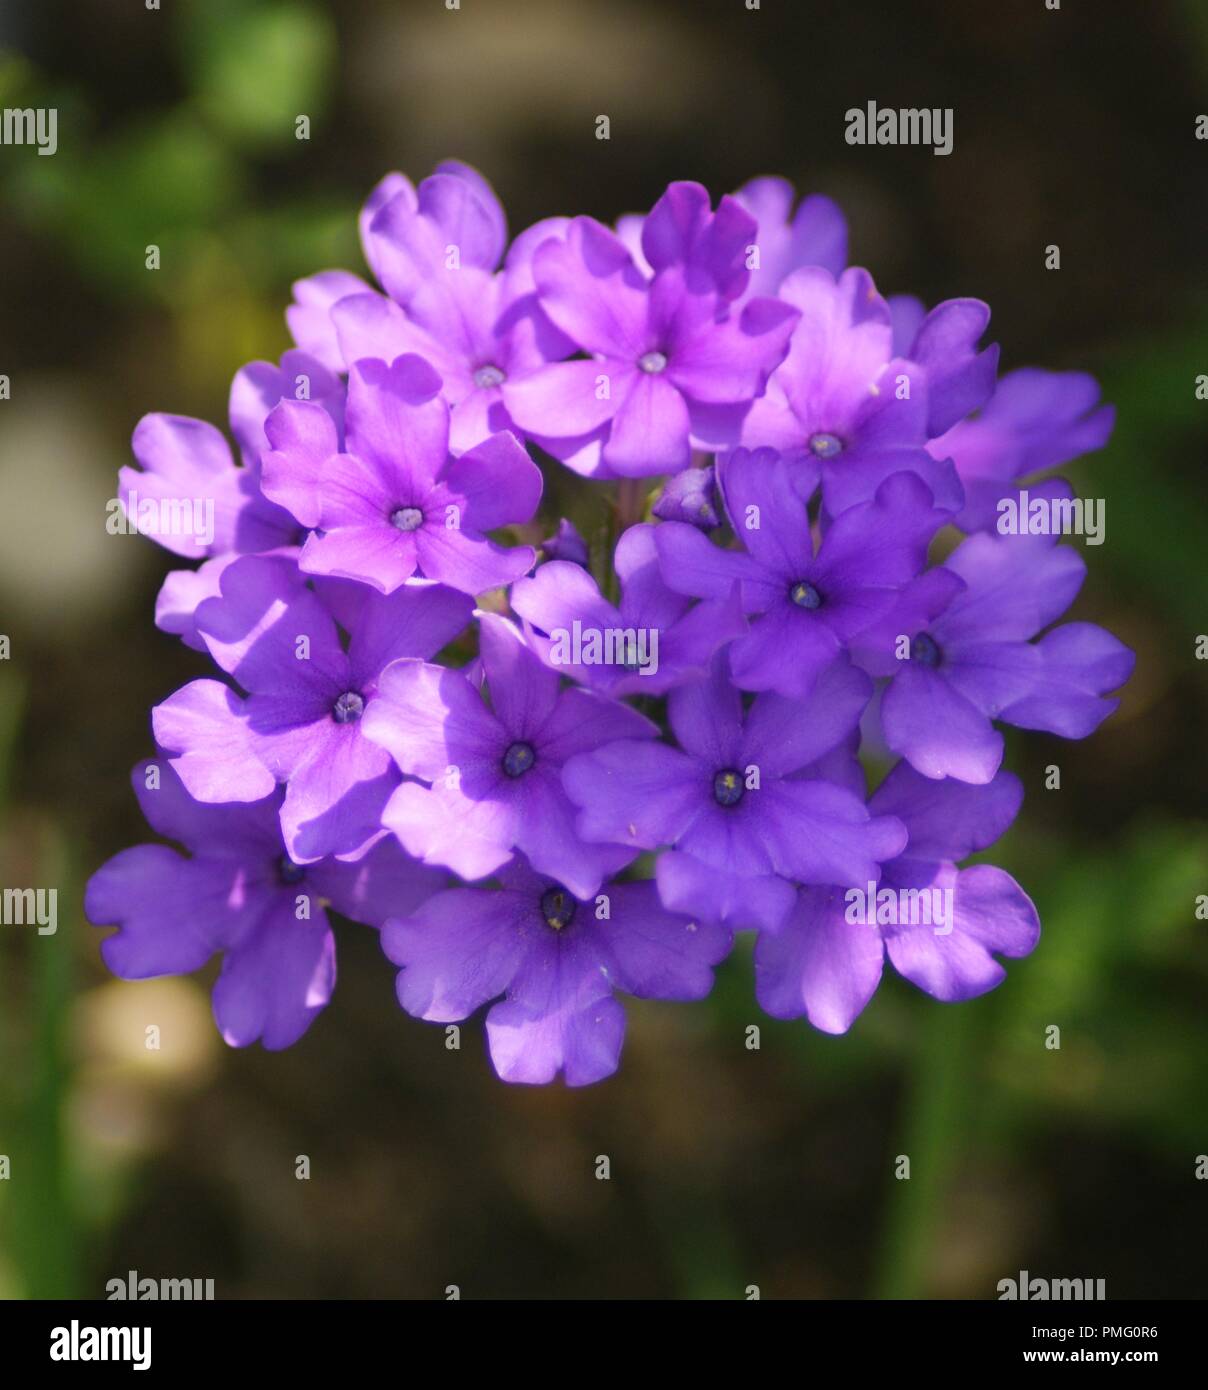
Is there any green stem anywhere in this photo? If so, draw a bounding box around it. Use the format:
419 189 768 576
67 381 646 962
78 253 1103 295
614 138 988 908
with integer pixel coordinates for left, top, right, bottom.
615 477 647 529
873 1002 976 1298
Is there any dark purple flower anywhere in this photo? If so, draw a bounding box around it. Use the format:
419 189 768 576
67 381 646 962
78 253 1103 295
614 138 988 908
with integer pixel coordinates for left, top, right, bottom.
261 354 542 596
655 447 947 700
541 517 590 567
652 464 722 529
890 293 1001 437
927 368 1115 533
152 553 473 862
738 266 968 514
562 652 906 932
382 855 731 1086
755 764 1039 1032
502 184 800 478
732 175 848 297
511 521 744 697
85 759 445 1050
850 515 1135 783
361 612 655 897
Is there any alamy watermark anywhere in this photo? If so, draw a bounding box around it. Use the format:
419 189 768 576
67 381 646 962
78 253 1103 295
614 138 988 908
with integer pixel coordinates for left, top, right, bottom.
0 107 57 156
845 881 953 935
845 101 953 156
106 1270 215 1301
997 489 1105 545
50 1322 150 1371
997 1270 1106 1301
1 887 57 935
548 620 659 677
107 491 216 548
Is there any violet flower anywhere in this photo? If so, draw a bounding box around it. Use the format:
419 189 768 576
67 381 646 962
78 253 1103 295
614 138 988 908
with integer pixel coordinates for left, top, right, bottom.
850 509 1135 783
541 517 590 567
152 553 473 862
562 652 906 932
739 266 977 514
262 354 542 596
652 464 722 529
87 158 1136 1075
654 447 947 700
361 611 655 897
755 763 1039 1032
927 368 1115 533
510 521 745 697
86 760 445 1050
382 855 731 1086
503 182 800 478
732 175 848 297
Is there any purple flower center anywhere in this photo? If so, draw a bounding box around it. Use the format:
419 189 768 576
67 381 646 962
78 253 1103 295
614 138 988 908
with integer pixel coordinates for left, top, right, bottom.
332 691 365 724
277 855 307 886
539 885 576 931
712 767 745 808
638 350 668 374
911 631 942 668
809 432 844 458
390 506 425 532
473 364 506 389
790 580 822 610
502 741 536 777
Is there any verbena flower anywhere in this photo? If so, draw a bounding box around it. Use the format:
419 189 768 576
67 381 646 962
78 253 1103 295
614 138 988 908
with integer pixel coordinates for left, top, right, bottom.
754 762 1039 1033
502 183 800 478
86 160 1135 1079
737 267 976 515
541 517 590 567
561 653 907 932
86 760 445 1049
122 412 298 562
361 612 654 897
381 855 731 1086
851 508 1135 783
927 367 1116 532
510 521 745 697
152 553 472 862
150 350 343 649
654 447 947 700
228 348 345 466
731 176 848 297
651 463 722 529
263 353 542 596
335 210 576 453
287 161 507 372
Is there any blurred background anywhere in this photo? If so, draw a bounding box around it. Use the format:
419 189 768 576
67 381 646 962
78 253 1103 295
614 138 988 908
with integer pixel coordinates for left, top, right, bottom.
0 0 1205 1299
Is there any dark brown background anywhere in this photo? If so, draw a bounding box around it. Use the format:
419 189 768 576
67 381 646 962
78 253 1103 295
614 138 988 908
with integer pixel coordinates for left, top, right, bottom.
0 0 1204 1298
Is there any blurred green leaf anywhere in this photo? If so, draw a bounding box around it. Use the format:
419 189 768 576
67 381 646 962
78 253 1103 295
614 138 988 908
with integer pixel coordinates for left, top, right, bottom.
1089 322 1208 635
181 0 335 150
11 111 244 297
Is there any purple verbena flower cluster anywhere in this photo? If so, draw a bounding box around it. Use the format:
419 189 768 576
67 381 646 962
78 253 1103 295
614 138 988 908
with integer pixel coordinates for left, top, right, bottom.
87 162 1134 1085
